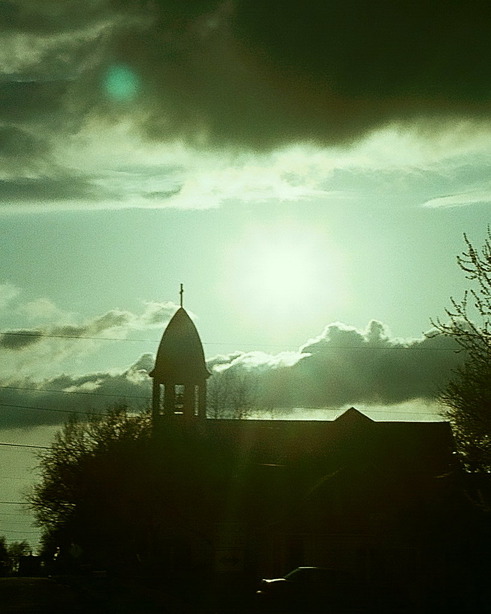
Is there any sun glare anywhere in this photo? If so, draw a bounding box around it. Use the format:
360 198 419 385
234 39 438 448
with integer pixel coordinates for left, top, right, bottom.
252 245 315 308
229 225 341 329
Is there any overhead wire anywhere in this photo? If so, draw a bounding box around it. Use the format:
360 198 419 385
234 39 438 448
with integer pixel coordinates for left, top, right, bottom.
0 501 29 505
0 384 150 399
0 402 86 415
0 442 50 450
0 328 459 350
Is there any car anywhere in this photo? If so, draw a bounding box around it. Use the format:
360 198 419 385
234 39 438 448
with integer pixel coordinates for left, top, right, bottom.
255 566 369 613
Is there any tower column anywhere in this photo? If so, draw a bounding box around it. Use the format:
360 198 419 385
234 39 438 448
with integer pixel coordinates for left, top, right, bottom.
152 380 161 421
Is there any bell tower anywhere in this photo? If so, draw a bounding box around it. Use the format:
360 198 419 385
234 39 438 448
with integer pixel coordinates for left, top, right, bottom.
149 286 210 430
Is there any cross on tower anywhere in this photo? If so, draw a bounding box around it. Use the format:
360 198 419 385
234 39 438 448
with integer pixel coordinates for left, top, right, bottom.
179 283 184 308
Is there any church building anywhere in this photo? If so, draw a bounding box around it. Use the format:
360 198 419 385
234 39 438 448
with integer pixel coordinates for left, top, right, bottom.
147 291 484 611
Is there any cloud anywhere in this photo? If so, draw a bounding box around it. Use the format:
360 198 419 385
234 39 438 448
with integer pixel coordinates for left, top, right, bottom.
86 0 491 150
422 189 491 209
0 316 464 428
0 282 20 309
138 301 181 327
0 176 102 203
2 1 491 158
0 79 69 125
0 353 153 429
0 310 134 353
0 329 44 350
209 320 464 412
19 298 67 321
0 1 110 35
0 2 490 211
0 314 133 377
0 292 178 378
0 126 50 171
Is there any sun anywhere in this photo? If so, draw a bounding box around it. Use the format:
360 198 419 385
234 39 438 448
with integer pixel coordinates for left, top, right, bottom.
229 225 337 327
248 244 316 311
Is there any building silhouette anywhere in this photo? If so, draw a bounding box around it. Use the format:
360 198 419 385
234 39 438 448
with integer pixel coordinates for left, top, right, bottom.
150 298 209 426
147 292 489 612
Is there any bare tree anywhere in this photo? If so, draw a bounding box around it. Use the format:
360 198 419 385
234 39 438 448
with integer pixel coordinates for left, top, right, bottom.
432 229 491 471
206 370 231 418
206 369 257 419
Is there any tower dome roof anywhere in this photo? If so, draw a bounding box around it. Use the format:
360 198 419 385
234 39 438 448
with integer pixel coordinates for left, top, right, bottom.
150 307 210 383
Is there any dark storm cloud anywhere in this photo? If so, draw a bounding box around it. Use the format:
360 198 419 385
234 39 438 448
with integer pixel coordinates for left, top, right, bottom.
0 126 47 160
291 321 463 407
0 176 100 202
2 0 491 158
0 320 465 428
0 114 120 203
210 321 465 410
0 310 135 354
0 79 68 124
234 1 491 102
0 353 152 429
0 329 43 350
0 0 110 34
97 0 491 148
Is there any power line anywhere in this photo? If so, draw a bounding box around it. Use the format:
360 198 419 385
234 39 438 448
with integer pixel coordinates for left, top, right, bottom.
0 401 149 416
0 501 29 505
1 530 40 535
0 443 49 450
0 399 441 419
0 384 150 399
0 402 83 415
0 330 158 342
0 328 460 351
0 394 443 419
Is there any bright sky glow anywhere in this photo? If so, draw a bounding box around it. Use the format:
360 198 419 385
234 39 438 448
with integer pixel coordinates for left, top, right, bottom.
228 224 345 334
245 244 317 312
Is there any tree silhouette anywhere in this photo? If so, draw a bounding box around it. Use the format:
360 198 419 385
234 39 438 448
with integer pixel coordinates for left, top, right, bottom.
28 404 234 576
207 369 257 419
29 405 154 570
0 537 9 576
7 540 31 574
0 537 30 575
433 229 491 471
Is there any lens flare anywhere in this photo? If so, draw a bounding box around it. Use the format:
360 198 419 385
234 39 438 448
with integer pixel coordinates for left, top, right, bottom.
103 64 140 102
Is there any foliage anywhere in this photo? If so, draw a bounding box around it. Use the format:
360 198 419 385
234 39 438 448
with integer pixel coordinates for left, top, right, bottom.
0 536 8 576
29 404 153 568
433 229 491 471
0 537 31 575
7 540 30 573
28 403 233 574
30 404 151 527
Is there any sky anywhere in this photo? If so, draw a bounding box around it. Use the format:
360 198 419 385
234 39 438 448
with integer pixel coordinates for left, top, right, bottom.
1 0 491 547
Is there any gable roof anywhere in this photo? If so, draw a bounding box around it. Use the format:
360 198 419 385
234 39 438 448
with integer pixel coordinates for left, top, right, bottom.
335 406 374 425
